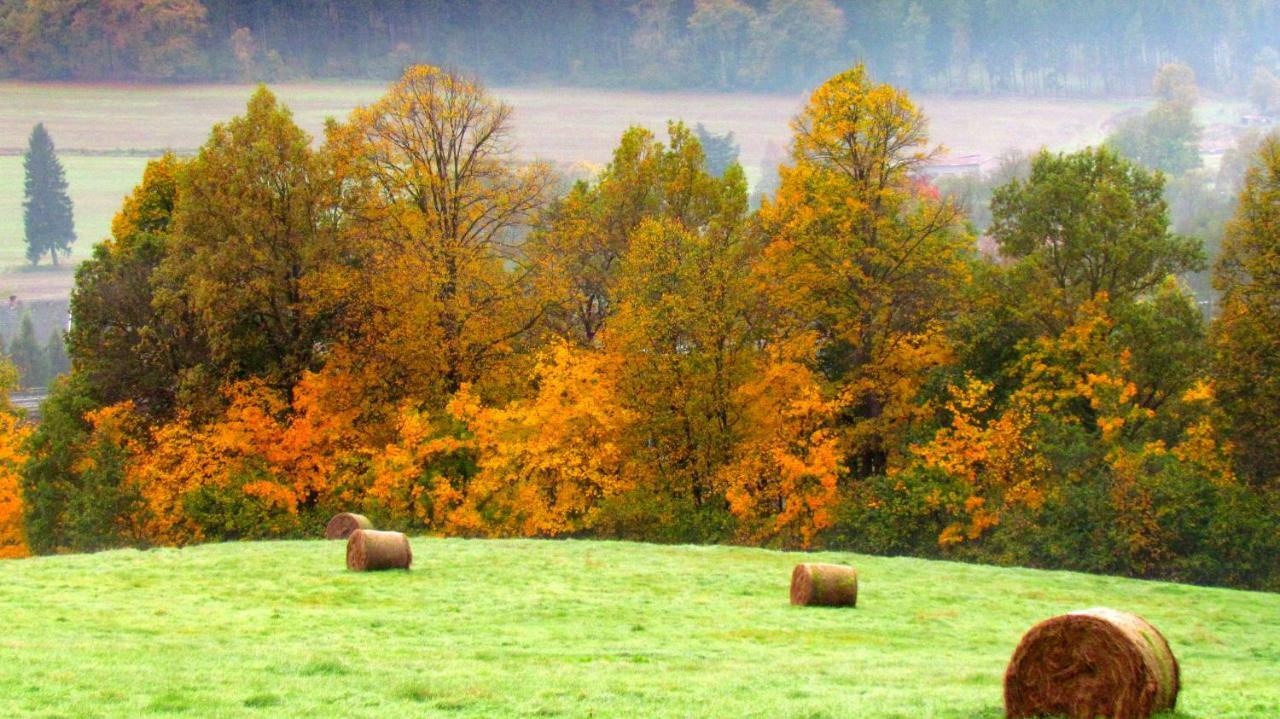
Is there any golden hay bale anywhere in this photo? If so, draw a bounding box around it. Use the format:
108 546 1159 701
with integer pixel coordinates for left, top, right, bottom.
790 563 858 607
345 529 412 571
1004 608 1179 719
324 512 373 540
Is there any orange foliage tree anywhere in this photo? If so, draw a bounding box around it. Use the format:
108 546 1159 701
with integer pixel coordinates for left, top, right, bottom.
323 65 552 410
0 361 31 558
719 352 842 547
122 371 368 544
453 341 633 537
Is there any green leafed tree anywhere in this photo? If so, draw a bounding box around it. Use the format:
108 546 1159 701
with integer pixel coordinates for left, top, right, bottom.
990 147 1205 333
1106 63 1202 177
67 154 197 418
693 123 740 178
23 123 75 267
44 328 69 380
155 87 335 397
1213 135 1280 489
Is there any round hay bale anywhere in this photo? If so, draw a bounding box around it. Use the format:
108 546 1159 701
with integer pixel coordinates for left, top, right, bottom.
346 529 412 571
1004 608 1179 719
790 563 858 607
324 512 373 540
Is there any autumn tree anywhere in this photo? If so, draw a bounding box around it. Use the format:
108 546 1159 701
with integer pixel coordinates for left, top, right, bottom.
719 354 842 547
529 122 736 346
1213 135 1280 488
2 0 207 80
0 357 29 559
325 65 551 409
68 154 197 417
607 159 763 524
757 64 972 478
156 87 335 399
452 342 633 537
23 123 75 267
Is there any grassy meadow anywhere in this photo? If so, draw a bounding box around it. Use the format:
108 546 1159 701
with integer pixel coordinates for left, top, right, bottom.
0 538 1275 718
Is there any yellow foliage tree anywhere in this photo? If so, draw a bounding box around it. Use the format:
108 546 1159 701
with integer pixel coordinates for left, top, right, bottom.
455 341 633 536
910 375 1047 546
529 122 739 345
607 188 763 513
756 64 972 478
719 354 842 548
324 65 552 410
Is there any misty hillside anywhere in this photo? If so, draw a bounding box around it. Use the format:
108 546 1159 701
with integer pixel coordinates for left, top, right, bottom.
5 1 1280 96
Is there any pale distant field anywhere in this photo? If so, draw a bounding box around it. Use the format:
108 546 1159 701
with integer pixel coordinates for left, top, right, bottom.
1 80 1152 293
1 81 1140 164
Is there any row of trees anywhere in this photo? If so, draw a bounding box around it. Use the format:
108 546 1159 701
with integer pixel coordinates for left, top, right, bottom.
2 64 1277 589
8 1 1280 95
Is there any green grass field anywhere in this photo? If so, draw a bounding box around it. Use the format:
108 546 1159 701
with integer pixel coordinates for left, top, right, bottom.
0 538 1275 718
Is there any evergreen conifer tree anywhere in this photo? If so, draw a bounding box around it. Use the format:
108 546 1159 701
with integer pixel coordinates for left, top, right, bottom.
44 329 70 379
9 315 49 388
23 123 76 267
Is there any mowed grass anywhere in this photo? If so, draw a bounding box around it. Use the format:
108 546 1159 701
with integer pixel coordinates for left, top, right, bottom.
0 538 1275 718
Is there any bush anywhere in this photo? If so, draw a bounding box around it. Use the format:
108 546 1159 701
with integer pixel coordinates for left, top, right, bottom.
182 461 310 541
595 486 734 545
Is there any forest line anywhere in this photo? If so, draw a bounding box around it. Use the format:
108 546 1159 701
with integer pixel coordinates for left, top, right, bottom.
0 63 1277 592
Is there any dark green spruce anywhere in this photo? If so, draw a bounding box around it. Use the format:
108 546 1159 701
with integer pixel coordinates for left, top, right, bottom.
23 123 76 267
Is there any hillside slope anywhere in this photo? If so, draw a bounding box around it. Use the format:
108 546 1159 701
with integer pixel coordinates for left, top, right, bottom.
0 538 1276 718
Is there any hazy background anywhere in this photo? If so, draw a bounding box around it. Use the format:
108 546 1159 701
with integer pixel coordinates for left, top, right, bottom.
0 1 1270 316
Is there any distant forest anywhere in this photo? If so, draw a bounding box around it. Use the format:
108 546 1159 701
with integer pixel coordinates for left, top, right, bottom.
4 0 1280 95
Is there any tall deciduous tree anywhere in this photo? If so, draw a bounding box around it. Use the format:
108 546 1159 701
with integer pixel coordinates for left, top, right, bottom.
68 154 196 417
22 123 75 267
608 161 762 516
990 147 1204 334
156 87 335 399
758 64 972 477
1213 135 1280 488
326 65 551 407
529 122 739 346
